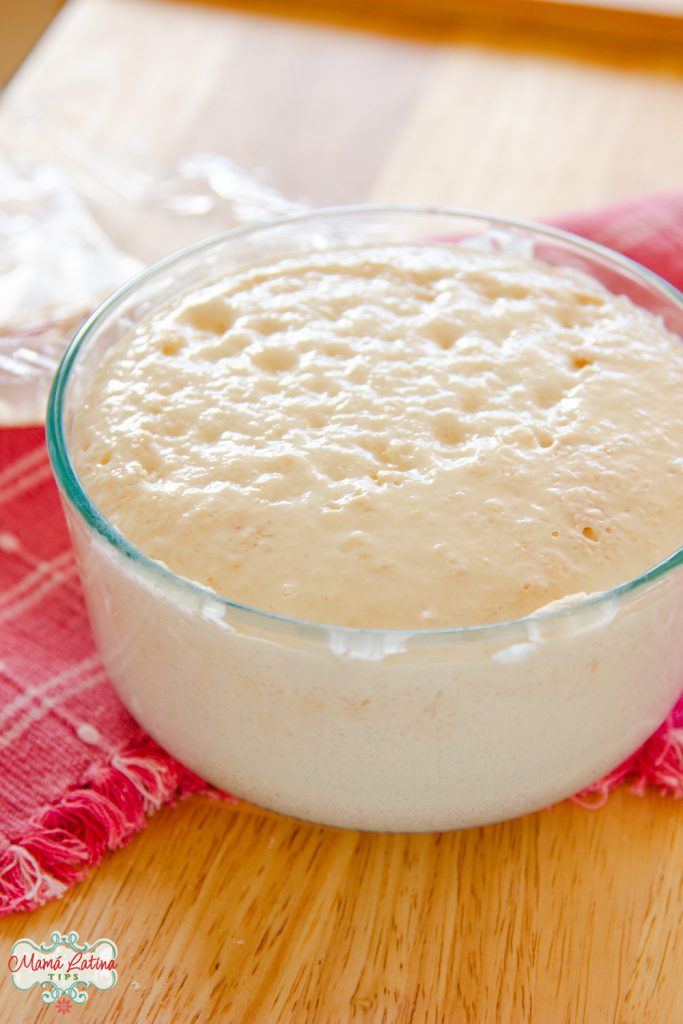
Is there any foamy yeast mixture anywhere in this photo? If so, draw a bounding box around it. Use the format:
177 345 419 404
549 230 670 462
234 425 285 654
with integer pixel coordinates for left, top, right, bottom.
72 245 683 629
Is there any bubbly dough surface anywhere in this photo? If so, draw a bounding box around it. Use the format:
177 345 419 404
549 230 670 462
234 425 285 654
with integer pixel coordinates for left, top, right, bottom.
72 244 683 628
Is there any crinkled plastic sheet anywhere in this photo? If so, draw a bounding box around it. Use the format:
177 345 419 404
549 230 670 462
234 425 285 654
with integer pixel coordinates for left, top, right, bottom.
0 118 301 425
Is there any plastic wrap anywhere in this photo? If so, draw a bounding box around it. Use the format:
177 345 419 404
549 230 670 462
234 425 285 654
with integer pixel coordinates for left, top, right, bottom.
0 119 300 424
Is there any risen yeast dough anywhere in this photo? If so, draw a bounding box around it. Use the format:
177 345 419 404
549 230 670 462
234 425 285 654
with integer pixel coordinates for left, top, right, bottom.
72 245 683 629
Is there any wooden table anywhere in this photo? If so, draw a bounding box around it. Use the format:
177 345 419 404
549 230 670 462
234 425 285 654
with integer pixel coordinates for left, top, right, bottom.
1 1 682 1019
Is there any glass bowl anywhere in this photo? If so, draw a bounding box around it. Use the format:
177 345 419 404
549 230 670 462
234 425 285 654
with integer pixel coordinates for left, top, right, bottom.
47 206 683 832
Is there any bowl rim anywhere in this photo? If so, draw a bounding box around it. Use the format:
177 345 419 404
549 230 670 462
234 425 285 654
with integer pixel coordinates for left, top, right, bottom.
46 202 683 642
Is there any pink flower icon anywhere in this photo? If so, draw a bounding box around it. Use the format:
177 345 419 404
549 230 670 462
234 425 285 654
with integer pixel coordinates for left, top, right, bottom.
55 997 72 1015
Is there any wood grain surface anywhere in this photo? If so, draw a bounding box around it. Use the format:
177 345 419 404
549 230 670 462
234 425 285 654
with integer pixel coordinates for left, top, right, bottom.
1 1 682 1020
235 0 683 49
0 0 66 86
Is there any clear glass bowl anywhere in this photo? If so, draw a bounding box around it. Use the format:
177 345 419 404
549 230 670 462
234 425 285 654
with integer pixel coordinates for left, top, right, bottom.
47 206 683 831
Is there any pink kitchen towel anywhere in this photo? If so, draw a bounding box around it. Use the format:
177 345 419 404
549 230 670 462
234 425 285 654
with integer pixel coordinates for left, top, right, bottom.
1 192 683 917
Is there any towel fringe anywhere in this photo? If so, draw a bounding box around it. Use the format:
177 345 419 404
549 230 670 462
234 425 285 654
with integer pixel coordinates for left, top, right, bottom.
2 715 682 912
0 733 209 916
572 713 683 809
